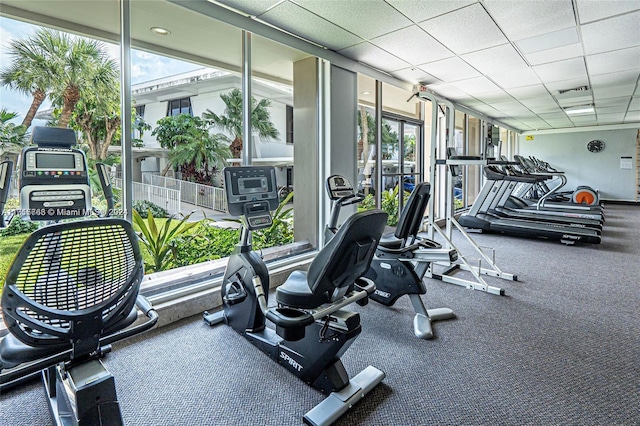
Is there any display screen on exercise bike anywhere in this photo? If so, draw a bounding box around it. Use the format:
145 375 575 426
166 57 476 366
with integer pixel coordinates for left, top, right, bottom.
224 166 279 229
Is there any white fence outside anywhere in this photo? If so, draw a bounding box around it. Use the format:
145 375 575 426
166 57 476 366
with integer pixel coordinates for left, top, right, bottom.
113 178 181 215
143 174 227 213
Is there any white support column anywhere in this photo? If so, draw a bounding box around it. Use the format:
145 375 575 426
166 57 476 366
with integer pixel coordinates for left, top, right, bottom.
119 0 133 221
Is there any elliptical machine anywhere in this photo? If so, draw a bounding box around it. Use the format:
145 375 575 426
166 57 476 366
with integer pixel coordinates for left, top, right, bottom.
326 175 457 340
204 166 388 426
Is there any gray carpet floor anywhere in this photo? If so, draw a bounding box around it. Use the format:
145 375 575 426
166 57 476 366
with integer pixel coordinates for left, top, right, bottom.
2 204 639 425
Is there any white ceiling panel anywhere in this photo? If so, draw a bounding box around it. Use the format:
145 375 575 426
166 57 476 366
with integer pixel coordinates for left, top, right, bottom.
462 44 526 76
490 100 531 114
533 57 587 83
519 94 558 108
260 1 363 50
595 96 632 107
581 11 640 55
629 96 640 111
370 25 453 65
557 95 594 107
469 103 502 116
483 0 576 39
544 118 574 128
596 104 629 114
590 69 640 86
519 118 552 128
586 46 640 75
515 27 579 54
576 0 640 24
392 67 441 85
425 82 475 101
293 0 413 39
472 90 513 104
339 42 411 72
625 110 640 120
213 0 282 16
419 3 507 54
386 0 476 23
570 115 597 125
537 112 568 119
451 76 501 95
488 68 542 89
507 84 551 99
598 112 627 123
593 84 638 100
418 56 481 82
528 104 564 114
523 43 584 66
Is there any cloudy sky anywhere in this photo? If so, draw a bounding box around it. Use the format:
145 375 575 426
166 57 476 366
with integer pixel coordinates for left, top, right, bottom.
0 16 203 125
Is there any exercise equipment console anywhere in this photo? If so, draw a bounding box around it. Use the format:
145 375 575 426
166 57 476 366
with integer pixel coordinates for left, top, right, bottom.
19 126 91 221
204 166 387 426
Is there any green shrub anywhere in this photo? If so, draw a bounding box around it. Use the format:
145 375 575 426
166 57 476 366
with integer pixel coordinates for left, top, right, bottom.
132 200 169 218
171 223 239 267
0 216 39 237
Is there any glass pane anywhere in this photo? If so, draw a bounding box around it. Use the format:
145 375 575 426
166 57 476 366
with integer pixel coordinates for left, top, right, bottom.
403 123 419 174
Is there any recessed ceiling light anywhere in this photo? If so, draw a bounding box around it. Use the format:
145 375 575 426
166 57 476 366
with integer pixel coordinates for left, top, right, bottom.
361 91 371 95
150 27 171 36
564 104 594 115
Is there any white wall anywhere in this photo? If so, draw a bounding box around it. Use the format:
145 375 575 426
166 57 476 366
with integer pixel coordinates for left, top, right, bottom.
518 128 638 201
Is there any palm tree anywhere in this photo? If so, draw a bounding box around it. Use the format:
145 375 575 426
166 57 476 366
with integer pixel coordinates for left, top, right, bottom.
0 33 56 128
169 131 231 181
1 29 117 130
0 109 29 151
203 88 279 158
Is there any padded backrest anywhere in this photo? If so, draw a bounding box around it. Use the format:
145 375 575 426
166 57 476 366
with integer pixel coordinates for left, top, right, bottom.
394 182 431 241
307 210 387 301
1 219 143 357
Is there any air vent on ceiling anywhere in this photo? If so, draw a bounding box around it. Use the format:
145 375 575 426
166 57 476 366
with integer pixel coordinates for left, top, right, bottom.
558 85 589 95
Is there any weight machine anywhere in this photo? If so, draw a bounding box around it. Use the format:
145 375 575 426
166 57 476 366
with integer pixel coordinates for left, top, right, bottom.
414 88 517 296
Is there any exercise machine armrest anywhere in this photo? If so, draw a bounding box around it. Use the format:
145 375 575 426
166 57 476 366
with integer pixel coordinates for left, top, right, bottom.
266 308 314 329
353 277 375 295
412 247 458 263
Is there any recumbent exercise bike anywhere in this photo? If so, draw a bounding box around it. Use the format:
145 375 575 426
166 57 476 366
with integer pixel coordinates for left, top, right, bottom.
326 175 457 340
204 166 387 426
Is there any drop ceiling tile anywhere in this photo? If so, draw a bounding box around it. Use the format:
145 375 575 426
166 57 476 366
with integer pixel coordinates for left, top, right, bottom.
597 112 626 123
596 96 632 107
483 0 576 39
593 83 637 100
544 118 574 128
507 84 550 99
529 104 564 114
450 76 501 95
625 110 640 120
472 90 514 104
538 112 568 119
293 0 413 39
581 11 640 55
426 82 475 101
418 56 481 82
577 0 640 24
569 114 597 125
488 68 542 89
386 0 476 23
590 69 640 86
557 95 594 107
462 44 526 76
419 3 508 55
596 104 629 114
533 57 587 83
260 2 363 50
519 94 556 108
515 27 579 54
629 96 640 111
392 67 441 85
586 46 640 75
214 0 282 16
469 103 502 116
370 25 453 65
524 43 584 66
339 42 411 72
